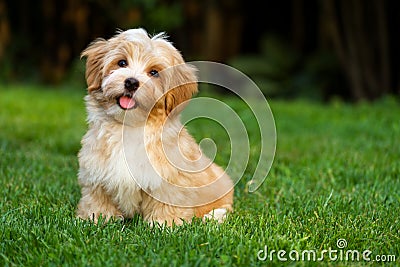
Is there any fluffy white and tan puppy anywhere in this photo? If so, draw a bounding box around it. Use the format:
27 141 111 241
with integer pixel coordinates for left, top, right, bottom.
76 28 233 226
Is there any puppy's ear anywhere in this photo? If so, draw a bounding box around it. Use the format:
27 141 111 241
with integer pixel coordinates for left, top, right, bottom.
81 39 107 92
165 63 198 115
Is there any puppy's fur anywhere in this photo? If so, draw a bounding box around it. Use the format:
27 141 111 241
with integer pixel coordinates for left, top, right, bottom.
77 28 233 226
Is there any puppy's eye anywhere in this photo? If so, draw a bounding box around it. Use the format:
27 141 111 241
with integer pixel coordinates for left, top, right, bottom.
118 60 128 68
149 69 159 77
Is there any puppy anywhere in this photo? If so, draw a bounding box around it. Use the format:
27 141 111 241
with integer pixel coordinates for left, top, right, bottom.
77 28 233 226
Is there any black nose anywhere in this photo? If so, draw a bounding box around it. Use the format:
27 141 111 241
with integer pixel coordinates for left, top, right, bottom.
124 78 139 91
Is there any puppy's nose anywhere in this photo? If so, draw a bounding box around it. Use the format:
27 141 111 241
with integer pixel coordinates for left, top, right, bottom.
124 77 139 91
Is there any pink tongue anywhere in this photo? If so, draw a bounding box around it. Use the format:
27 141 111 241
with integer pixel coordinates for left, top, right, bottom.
119 96 136 109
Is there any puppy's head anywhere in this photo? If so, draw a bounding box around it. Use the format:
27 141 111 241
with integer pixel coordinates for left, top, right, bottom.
81 28 197 123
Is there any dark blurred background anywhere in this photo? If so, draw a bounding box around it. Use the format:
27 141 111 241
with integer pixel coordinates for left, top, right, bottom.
1 0 399 101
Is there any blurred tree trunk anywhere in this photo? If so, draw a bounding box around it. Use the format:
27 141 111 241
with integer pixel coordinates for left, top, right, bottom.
0 1 10 59
202 0 243 61
40 0 90 83
322 0 392 100
292 0 305 51
375 0 390 95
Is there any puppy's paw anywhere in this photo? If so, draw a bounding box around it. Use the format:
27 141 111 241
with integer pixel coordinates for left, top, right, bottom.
77 212 124 224
203 208 228 223
147 217 185 228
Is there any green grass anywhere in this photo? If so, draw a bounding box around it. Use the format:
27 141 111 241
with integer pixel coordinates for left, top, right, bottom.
1 85 399 266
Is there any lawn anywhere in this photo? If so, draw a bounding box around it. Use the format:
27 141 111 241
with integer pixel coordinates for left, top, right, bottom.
0 85 399 266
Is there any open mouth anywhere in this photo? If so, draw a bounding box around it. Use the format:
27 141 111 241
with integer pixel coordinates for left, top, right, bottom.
117 94 137 110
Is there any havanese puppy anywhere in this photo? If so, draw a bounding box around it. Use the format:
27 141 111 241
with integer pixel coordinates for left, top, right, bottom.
76 28 233 226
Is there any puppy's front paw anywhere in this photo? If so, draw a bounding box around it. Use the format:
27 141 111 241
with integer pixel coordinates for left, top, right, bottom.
203 208 228 223
77 212 124 224
147 217 185 228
